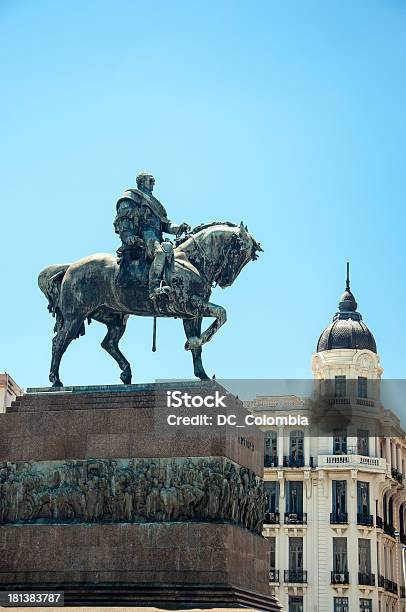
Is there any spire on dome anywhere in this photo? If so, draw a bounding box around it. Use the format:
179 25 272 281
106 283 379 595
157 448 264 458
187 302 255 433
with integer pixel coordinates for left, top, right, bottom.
316 263 377 354
338 261 357 313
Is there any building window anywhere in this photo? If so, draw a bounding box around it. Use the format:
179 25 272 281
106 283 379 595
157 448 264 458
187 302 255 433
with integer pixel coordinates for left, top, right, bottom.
288 596 303 612
289 430 304 465
335 375 346 397
358 539 371 575
357 429 369 456
269 537 276 570
357 482 370 517
264 481 279 513
289 537 303 571
332 480 347 519
333 429 347 454
286 481 303 515
334 598 349 612
264 431 278 467
360 599 372 612
358 376 368 398
333 538 348 573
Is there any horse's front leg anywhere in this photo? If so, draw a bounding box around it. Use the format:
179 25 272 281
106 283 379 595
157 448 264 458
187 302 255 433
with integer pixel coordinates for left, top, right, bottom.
183 317 209 380
184 301 227 351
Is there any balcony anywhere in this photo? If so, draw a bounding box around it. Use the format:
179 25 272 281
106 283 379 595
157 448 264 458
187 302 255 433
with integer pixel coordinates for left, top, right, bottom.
384 523 396 538
269 569 279 583
376 515 383 529
401 585 405 598
327 396 375 408
264 457 278 468
264 512 280 525
318 454 386 471
330 512 348 525
283 455 304 468
384 578 398 594
284 512 307 525
378 574 385 588
358 572 375 586
391 467 403 484
357 513 374 527
284 569 307 584
331 571 350 585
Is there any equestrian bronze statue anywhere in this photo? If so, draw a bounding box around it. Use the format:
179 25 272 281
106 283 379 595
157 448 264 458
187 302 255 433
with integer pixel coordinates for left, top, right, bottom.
38 173 262 387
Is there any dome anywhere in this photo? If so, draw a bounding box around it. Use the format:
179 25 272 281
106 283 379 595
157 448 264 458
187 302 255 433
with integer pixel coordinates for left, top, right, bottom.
317 266 377 354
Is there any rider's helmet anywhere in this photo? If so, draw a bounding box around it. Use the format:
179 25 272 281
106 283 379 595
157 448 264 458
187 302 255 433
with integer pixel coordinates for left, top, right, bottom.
136 171 155 192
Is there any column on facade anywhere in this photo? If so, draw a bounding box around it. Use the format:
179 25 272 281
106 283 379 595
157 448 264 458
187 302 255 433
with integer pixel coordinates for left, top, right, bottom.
304 432 310 467
391 441 396 470
397 445 402 474
277 426 284 467
386 438 392 472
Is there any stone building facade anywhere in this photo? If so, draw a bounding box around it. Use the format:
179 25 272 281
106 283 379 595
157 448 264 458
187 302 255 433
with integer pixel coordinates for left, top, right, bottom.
0 373 22 413
245 277 406 612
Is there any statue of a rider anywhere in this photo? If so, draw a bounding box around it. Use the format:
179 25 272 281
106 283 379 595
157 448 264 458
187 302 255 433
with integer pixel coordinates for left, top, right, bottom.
114 172 191 300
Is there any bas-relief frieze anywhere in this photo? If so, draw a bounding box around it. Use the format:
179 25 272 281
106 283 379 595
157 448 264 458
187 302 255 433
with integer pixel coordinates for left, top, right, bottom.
0 457 266 534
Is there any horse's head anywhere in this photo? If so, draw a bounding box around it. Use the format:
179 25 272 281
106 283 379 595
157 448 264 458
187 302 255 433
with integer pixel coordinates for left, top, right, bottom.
216 222 263 288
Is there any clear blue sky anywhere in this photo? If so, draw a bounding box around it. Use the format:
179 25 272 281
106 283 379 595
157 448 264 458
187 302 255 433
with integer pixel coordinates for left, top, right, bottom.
1 0 405 388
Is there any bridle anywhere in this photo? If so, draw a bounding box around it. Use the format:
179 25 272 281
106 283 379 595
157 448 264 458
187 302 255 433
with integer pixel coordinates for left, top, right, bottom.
191 232 249 289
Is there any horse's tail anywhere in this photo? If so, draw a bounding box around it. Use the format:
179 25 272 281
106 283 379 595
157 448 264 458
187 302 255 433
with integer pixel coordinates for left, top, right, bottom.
38 264 69 313
38 264 75 334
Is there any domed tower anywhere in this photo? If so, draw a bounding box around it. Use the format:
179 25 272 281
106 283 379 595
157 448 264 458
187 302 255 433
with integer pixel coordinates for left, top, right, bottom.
311 264 383 380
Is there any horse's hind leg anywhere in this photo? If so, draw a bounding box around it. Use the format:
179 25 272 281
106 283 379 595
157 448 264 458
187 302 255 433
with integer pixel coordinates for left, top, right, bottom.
99 313 132 384
50 316 84 387
183 317 209 380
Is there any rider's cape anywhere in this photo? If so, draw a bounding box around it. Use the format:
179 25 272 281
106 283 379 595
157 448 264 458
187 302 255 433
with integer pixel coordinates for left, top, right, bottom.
116 189 170 224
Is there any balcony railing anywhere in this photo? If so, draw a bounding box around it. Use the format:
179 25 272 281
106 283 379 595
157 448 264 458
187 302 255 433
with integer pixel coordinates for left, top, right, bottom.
318 454 386 471
284 512 307 525
269 569 279 582
384 578 398 594
284 570 307 583
331 570 350 584
378 574 385 588
391 467 403 484
264 457 278 468
376 516 383 529
358 572 375 586
401 585 406 598
384 523 396 538
357 513 374 527
283 455 304 468
264 512 280 525
330 512 348 524
328 397 351 406
356 398 375 407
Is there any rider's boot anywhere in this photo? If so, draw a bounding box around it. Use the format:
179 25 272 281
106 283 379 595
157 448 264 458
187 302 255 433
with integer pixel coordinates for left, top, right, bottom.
149 249 172 300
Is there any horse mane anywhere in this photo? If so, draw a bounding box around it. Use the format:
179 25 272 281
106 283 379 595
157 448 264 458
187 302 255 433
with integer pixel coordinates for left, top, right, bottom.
176 221 238 246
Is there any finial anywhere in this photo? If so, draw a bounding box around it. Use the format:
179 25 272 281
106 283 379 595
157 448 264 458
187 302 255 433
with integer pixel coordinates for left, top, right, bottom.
346 261 350 291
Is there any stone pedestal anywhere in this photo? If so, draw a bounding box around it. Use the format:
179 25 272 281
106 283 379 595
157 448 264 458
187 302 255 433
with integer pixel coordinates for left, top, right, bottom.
0 382 279 610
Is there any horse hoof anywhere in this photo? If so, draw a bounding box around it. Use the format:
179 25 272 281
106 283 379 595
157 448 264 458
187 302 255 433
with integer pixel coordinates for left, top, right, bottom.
120 366 132 385
52 381 63 388
195 371 210 380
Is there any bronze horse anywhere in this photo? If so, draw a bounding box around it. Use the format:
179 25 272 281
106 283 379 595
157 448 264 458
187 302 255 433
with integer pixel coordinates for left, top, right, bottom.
38 222 262 387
